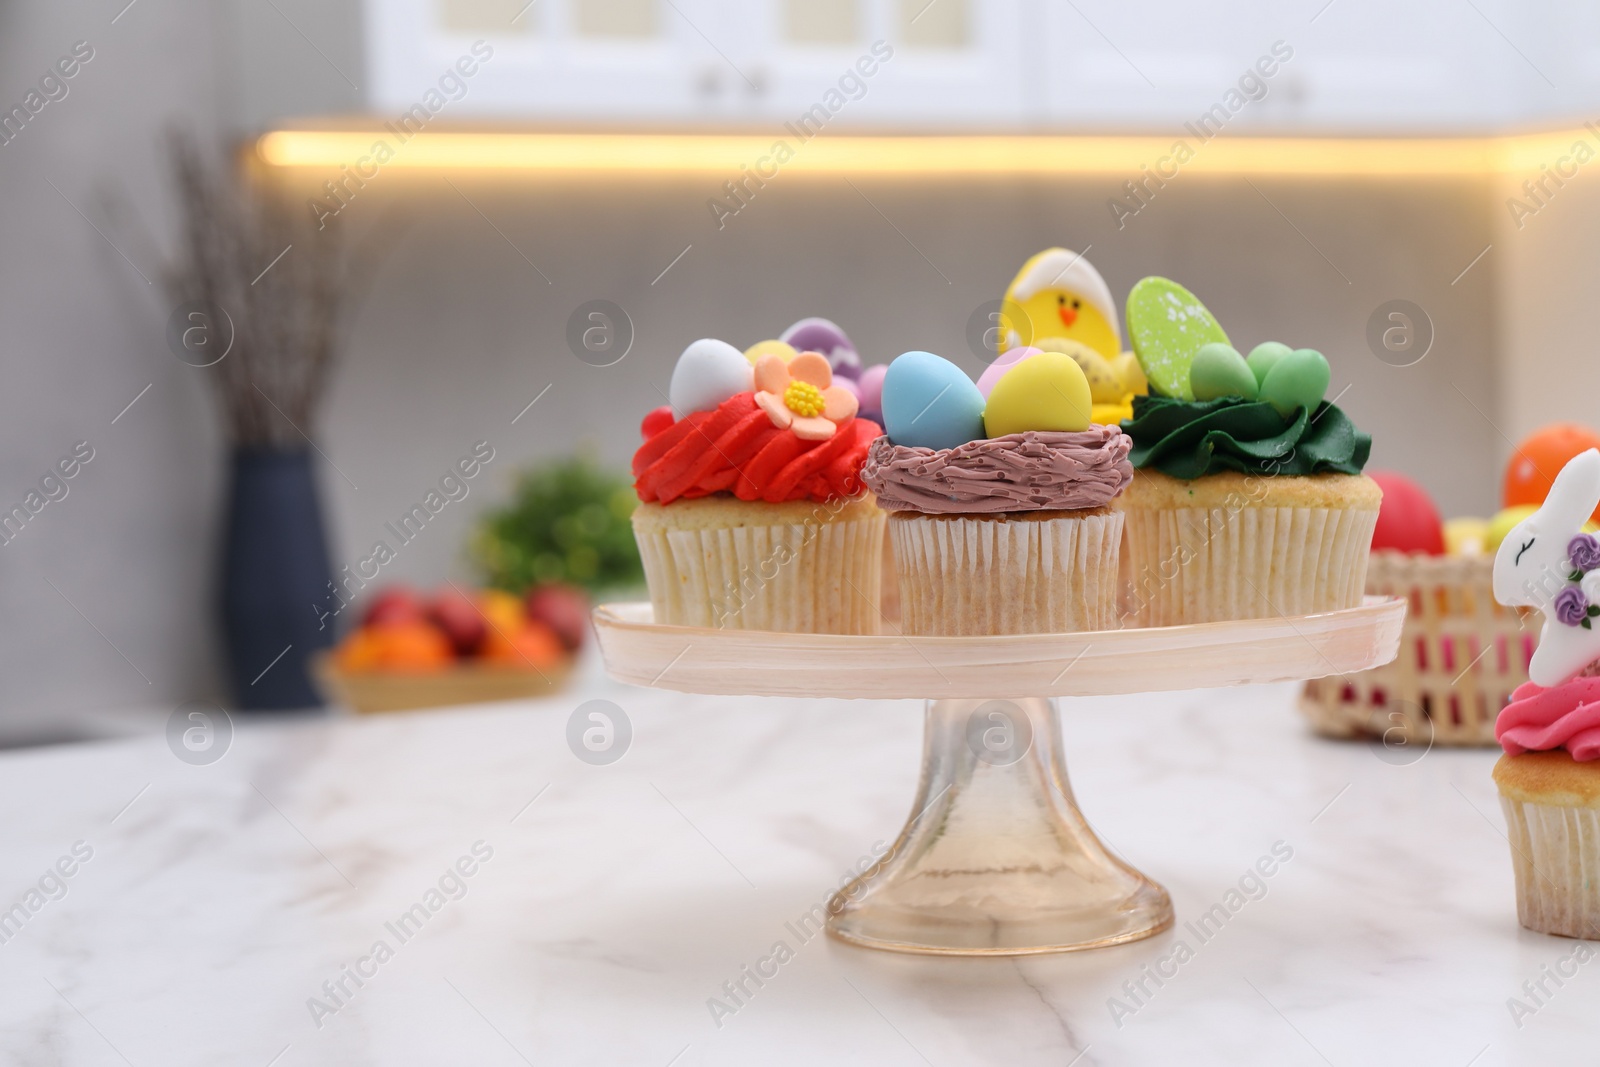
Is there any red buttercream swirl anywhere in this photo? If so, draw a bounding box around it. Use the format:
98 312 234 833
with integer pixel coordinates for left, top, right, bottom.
1497 677 1600 761
634 392 881 504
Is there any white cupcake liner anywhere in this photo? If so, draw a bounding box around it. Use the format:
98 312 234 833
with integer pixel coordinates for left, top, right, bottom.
634 511 885 633
1121 505 1377 627
888 511 1122 636
1499 795 1600 939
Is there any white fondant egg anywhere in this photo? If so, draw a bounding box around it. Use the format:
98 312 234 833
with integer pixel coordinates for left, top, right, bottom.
669 338 753 416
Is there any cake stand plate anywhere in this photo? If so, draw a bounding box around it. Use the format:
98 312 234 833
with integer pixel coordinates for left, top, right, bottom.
593 597 1405 956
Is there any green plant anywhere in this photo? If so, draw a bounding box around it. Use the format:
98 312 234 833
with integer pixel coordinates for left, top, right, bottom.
472 454 642 595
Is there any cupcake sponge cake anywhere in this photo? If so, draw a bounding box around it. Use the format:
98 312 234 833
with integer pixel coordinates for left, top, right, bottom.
1489 448 1600 938
861 344 1132 636
632 340 885 633
1116 277 1379 626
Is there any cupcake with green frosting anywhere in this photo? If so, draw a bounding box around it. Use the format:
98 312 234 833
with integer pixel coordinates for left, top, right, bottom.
1116 277 1379 627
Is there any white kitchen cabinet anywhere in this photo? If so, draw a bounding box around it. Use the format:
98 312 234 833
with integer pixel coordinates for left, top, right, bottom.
363 0 1600 130
365 0 1028 125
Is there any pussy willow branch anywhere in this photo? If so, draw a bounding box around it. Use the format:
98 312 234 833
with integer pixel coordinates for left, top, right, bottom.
164 131 393 448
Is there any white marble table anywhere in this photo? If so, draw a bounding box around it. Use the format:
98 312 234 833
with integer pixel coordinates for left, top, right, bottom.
0 658 1588 1066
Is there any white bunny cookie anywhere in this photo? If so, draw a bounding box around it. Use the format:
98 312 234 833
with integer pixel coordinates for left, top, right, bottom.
1493 448 1600 686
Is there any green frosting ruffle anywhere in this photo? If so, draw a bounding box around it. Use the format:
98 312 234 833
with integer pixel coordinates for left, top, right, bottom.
1121 394 1371 480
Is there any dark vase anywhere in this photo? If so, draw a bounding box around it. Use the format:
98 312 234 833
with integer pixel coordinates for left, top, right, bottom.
221 448 336 710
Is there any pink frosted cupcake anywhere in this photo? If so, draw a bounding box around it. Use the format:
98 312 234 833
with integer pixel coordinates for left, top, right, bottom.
1491 447 1600 938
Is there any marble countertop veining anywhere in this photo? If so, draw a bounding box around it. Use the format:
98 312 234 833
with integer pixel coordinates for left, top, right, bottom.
0 660 1588 1066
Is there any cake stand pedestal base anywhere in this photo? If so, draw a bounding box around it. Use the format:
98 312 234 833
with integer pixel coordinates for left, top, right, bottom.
827 697 1173 956
594 597 1406 956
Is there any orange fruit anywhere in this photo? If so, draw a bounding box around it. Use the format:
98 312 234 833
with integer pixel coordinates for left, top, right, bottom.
476 588 525 636
482 621 564 670
334 628 386 672
371 620 454 672
1504 424 1600 522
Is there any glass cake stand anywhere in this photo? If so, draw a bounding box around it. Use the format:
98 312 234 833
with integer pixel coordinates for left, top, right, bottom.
592 597 1404 956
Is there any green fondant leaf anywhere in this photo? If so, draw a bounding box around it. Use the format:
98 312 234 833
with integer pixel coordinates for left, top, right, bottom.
1120 395 1371 480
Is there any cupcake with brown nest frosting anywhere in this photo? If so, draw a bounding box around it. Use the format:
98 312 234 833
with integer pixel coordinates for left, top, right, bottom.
861 349 1131 636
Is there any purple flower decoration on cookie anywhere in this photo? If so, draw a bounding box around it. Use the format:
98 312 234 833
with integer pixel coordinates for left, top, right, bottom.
1569 533 1600 573
1555 585 1590 627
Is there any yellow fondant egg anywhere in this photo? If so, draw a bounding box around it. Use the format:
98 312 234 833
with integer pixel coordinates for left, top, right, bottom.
983 352 1092 438
743 340 797 365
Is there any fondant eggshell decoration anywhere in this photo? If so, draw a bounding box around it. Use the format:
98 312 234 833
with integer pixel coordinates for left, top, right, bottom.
976 346 1043 398
857 364 888 414
780 317 861 379
669 338 754 416
1190 343 1257 402
1493 449 1600 686
1001 248 1122 360
881 351 986 451
743 339 797 366
1258 348 1330 419
1246 342 1293 388
1125 277 1230 402
983 352 1092 438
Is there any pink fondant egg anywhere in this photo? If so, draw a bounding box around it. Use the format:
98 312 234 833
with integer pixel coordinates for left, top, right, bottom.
857 364 888 413
976 346 1043 398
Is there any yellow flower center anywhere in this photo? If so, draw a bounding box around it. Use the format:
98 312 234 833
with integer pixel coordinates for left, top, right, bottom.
784 380 825 418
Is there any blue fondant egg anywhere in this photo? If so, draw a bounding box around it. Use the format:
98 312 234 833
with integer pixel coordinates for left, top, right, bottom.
881 351 986 450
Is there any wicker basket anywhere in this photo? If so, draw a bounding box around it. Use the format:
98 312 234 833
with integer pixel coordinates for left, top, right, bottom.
1299 551 1533 746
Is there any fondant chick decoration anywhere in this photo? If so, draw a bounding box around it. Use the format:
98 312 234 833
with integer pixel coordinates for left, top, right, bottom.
1494 448 1600 686
998 248 1146 424
1001 248 1121 358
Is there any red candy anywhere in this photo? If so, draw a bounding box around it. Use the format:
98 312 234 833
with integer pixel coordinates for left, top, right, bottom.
1369 470 1445 555
641 406 675 440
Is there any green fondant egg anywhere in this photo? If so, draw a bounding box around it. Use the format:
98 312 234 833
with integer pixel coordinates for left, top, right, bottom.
1190 343 1257 401
1246 342 1293 388
1258 348 1330 419
1125 277 1230 402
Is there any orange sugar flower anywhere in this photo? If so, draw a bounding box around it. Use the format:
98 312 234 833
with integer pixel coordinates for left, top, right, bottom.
752 351 859 441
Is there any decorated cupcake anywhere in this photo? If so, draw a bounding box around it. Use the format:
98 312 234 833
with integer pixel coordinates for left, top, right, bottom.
1115 277 1379 626
632 339 885 633
860 348 1132 635
1491 449 1600 938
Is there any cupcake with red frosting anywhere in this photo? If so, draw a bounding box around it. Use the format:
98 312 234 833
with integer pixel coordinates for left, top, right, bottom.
631 338 885 632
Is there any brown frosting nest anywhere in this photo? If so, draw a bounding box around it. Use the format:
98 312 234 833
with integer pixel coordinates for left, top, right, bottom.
862 426 1134 514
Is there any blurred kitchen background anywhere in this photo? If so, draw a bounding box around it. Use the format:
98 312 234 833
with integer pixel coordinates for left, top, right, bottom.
3 0 1598 738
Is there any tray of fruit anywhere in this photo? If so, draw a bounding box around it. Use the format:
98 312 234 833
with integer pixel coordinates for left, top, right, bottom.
315 583 589 713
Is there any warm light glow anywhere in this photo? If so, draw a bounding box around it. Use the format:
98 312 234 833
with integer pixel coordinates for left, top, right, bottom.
254 128 1593 177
